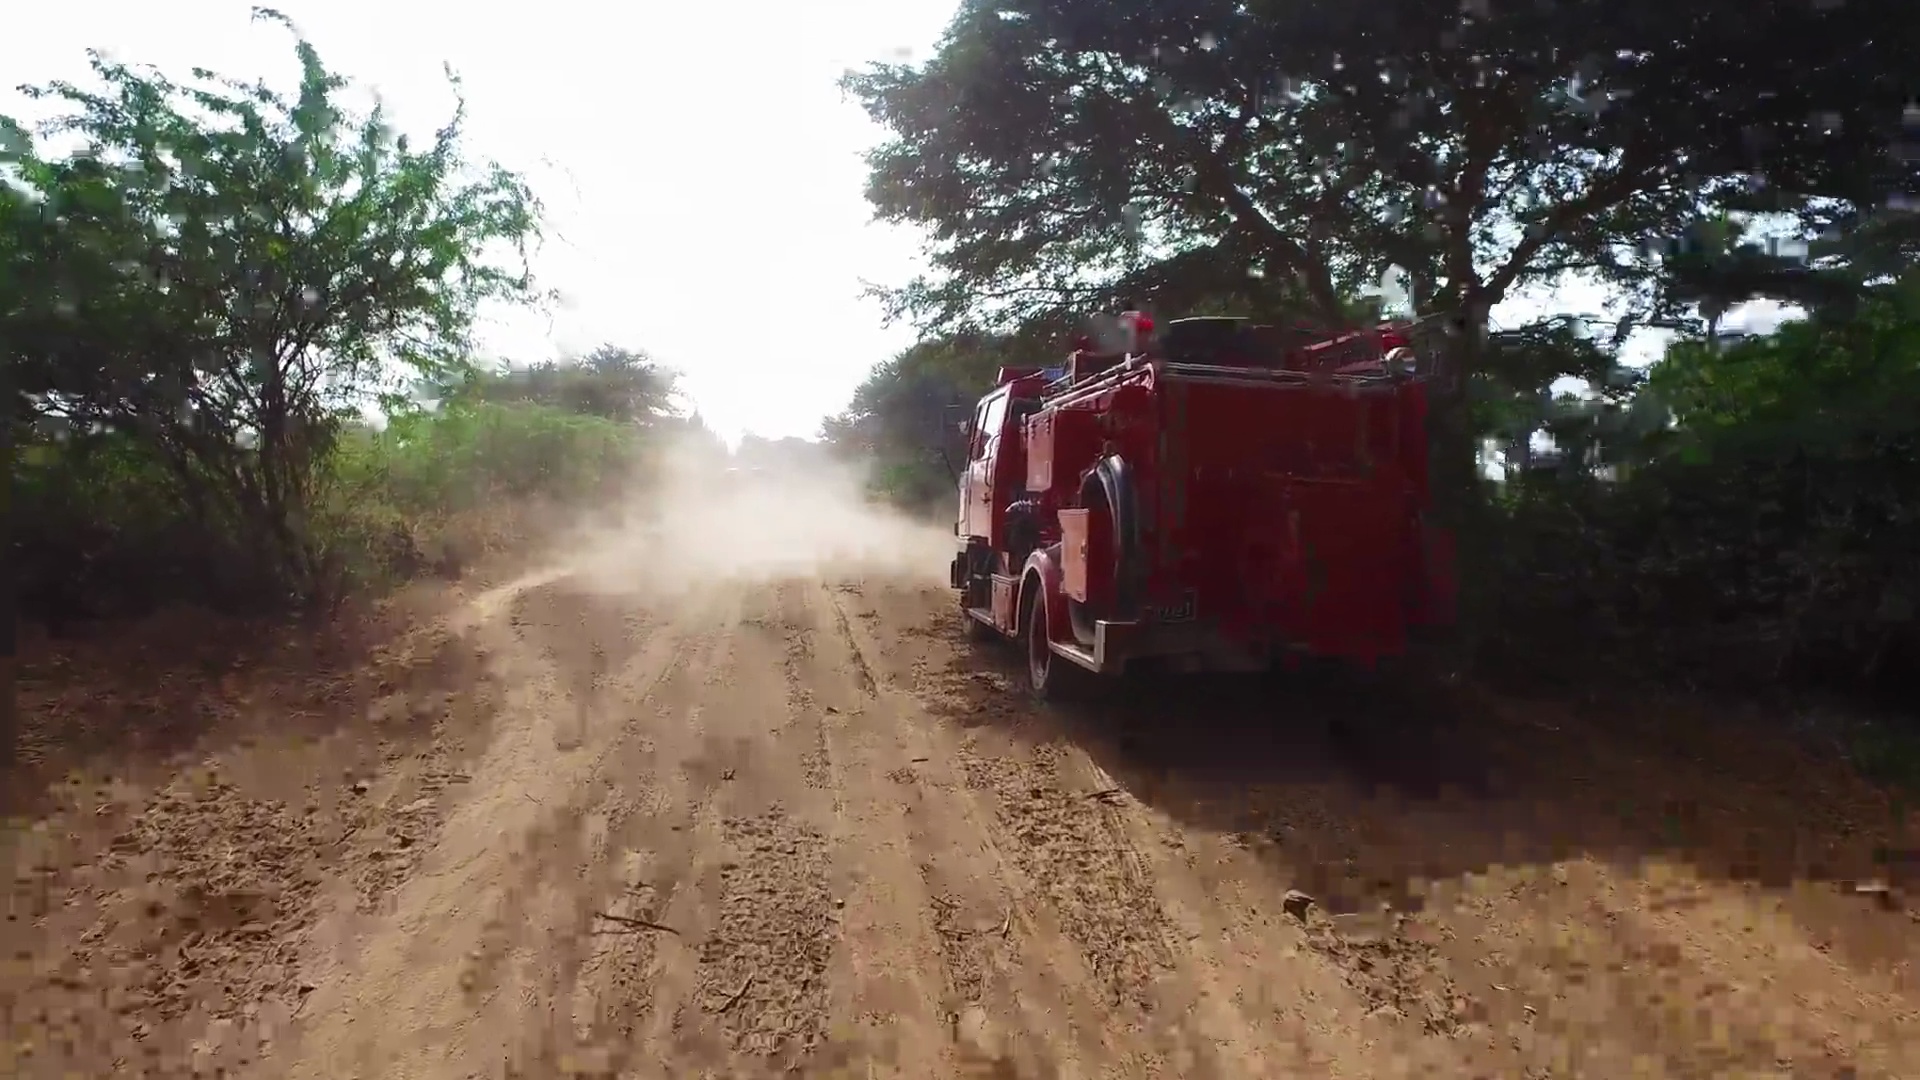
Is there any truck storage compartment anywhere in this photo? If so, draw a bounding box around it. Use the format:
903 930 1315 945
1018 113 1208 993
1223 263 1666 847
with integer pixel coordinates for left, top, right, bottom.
1025 407 1100 494
1167 375 1407 481
1152 371 1423 657
1059 508 1091 602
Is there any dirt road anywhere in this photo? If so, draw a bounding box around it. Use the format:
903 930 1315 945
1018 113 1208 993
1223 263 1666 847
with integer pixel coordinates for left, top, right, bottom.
7 554 1920 1077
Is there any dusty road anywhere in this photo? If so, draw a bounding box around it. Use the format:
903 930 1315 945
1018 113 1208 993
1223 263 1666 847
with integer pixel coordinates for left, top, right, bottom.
7 549 1920 1077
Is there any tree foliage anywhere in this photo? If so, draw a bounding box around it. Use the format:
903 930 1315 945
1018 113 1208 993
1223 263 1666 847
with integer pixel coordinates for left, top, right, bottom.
844 0 1916 345
444 344 682 425
821 332 1044 508
6 7 543 599
1491 276 1920 692
842 0 1920 655
835 0 1920 701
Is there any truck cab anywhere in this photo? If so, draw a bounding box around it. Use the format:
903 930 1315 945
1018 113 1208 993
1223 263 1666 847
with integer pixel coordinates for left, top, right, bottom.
952 369 1053 630
957 375 1046 545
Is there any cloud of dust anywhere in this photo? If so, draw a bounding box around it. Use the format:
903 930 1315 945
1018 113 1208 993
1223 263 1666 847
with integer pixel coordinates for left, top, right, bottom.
549 428 957 600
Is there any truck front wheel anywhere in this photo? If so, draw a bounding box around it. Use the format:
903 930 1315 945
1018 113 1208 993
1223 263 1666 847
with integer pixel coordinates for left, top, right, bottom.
1023 587 1087 701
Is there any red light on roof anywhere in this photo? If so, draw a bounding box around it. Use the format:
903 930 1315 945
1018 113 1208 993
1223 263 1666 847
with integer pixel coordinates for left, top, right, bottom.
1123 311 1154 336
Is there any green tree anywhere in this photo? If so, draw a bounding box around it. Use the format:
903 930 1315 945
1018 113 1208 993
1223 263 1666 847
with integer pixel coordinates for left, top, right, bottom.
6 7 543 602
846 0 1910 334
1487 272 1920 694
842 0 1915 659
446 345 682 425
821 332 1044 509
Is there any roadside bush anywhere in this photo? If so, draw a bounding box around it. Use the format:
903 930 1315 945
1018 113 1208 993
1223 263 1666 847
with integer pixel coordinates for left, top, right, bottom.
13 399 651 624
319 400 643 587
862 459 956 518
1483 282 1920 704
14 436 285 623
337 401 637 515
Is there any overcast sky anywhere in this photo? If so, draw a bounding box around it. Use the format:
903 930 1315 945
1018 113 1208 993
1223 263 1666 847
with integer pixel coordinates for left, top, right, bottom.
6 0 953 444
8 2 1785 445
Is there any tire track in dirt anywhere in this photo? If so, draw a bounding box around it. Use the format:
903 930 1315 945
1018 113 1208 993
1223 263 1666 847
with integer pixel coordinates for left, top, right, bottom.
523 616 742 1079
885 584 1505 1080
1043 755 1319 1080
274 576 719 1080
553 614 736 1076
680 582 839 1073
824 584 1031 1072
792 581 953 1076
779 588 838 795
834 580 1187 1078
550 580 838 1079
835 583 1103 1078
525 586 750 1080
446 582 669 1073
695 810 835 1064
909 657 1210 1078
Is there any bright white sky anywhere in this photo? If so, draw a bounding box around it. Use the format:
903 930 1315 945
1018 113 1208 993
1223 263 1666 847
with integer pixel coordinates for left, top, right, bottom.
5 0 955 445
7 3 1785 445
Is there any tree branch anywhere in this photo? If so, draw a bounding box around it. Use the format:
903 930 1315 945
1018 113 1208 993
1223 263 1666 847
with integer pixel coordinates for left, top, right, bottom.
1481 155 1660 307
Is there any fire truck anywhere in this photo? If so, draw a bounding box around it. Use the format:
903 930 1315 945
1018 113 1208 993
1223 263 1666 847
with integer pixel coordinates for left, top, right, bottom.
950 312 1456 697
